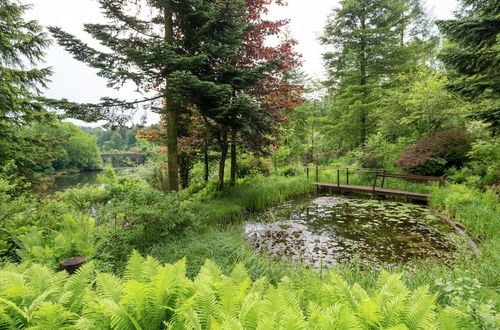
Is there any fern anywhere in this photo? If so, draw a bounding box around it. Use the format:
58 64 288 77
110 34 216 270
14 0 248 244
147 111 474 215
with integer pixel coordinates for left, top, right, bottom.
0 256 472 329
403 286 438 329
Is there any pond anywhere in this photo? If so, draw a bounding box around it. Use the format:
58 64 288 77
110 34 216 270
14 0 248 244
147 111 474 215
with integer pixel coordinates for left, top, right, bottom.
48 167 138 193
244 196 460 268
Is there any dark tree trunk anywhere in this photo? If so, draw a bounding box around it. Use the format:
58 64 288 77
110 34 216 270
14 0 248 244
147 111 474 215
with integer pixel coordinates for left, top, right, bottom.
218 131 228 190
164 0 179 191
179 152 192 189
204 141 209 183
359 9 368 147
230 130 237 186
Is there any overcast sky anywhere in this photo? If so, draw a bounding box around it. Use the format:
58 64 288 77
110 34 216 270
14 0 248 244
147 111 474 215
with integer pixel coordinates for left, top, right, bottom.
25 0 457 126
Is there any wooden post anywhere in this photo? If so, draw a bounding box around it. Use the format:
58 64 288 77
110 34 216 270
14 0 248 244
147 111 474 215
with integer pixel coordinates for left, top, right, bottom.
306 167 309 182
337 169 340 188
381 170 386 188
372 173 378 194
346 168 349 185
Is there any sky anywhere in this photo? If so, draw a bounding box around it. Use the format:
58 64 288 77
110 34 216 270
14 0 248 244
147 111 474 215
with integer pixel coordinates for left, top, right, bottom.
24 0 458 126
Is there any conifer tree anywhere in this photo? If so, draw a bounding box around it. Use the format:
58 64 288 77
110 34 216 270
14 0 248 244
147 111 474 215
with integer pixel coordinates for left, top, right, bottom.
436 0 500 134
321 0 431 146
0 0 58 186
49 0 250 191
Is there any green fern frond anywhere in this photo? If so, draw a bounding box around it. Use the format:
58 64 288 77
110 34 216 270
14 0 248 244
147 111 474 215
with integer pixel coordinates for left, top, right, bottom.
380 292 409 328
27 302 77 330
437 306 468 330
279 308 306 330
403 286 437 330
99 298 142 330
238 292 262 329
141 256 161 281
356 296 382 327
230 264 249 286
124 251 145 282
61 262 95 313
95 273 123 303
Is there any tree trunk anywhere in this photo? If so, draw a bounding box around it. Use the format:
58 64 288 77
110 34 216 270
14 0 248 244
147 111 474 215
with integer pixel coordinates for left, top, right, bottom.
204 141 209 183
218 131 228 190
164 0 179 191
230 130 237 186
359 9 368 147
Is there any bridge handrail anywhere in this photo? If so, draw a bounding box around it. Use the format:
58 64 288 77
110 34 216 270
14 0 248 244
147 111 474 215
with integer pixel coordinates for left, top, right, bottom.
306 165 445 189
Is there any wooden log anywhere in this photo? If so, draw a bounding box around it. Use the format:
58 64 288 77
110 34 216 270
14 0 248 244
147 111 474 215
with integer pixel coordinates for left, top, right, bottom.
60 256 87 274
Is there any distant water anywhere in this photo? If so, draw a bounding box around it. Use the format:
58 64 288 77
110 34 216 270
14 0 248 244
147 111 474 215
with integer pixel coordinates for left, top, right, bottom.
48 167 137 193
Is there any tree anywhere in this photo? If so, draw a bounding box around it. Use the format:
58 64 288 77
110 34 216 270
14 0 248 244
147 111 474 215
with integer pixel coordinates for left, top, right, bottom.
0 0 58 186
436 0 500 134
321 0 432 146
50 0 252 191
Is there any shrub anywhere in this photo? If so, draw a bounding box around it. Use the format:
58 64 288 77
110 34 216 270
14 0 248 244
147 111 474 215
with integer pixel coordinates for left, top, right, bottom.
0 253 472 329
237 154 271 178
396 129 471 175
16 214 96 267
279 165 299 177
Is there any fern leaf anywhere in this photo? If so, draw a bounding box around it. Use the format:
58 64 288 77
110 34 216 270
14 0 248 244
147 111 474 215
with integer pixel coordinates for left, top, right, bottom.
124 251 145 282
95 273 123 303
403 286 437 330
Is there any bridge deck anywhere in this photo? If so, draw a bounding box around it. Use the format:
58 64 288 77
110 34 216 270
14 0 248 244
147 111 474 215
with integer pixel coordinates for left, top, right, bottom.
314 182 430 202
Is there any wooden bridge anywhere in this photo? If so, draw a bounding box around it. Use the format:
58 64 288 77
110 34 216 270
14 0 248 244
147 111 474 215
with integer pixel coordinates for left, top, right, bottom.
307 167 445 203
101 152 146 164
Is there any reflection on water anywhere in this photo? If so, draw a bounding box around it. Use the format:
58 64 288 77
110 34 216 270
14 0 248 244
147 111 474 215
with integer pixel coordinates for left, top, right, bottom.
48 167 137 193
244 196 459 268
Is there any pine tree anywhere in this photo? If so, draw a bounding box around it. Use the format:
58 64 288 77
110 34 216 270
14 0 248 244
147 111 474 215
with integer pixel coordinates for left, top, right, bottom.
49 0 250 191
0 0 59 187
321 0 431 146
436 0 500 134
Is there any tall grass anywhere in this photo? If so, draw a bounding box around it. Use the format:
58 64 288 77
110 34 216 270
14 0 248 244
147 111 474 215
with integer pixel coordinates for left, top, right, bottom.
430 184 499 239
188 174 314 225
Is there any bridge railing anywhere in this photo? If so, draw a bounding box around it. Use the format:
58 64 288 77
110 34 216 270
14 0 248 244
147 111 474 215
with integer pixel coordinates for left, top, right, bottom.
306 166 445 191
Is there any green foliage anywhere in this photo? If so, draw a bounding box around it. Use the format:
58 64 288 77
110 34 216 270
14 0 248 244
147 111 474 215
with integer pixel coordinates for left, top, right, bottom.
396 129 472 175
436 0 500 133
16 214 96 267
321 0 434 145
376 69 469 142
447 137 500 186
430 184 499 239
236 154 272 178
0 254 471 329
26 122 102 173
0 0 57 186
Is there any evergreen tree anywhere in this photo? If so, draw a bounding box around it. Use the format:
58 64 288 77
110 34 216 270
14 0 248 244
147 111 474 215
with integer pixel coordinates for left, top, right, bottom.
49 0 250 191
0 0 58 186
436 0 500 134
321 0 431 146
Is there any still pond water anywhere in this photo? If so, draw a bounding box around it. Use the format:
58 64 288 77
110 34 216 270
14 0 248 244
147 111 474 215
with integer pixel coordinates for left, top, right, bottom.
245 196 459 268
49 168 137 193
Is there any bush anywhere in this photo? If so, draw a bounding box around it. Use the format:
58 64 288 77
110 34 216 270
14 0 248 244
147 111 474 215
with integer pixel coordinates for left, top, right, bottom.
0 252 472 329
237 154 271 178
279 165 299 177
396 129 471 175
